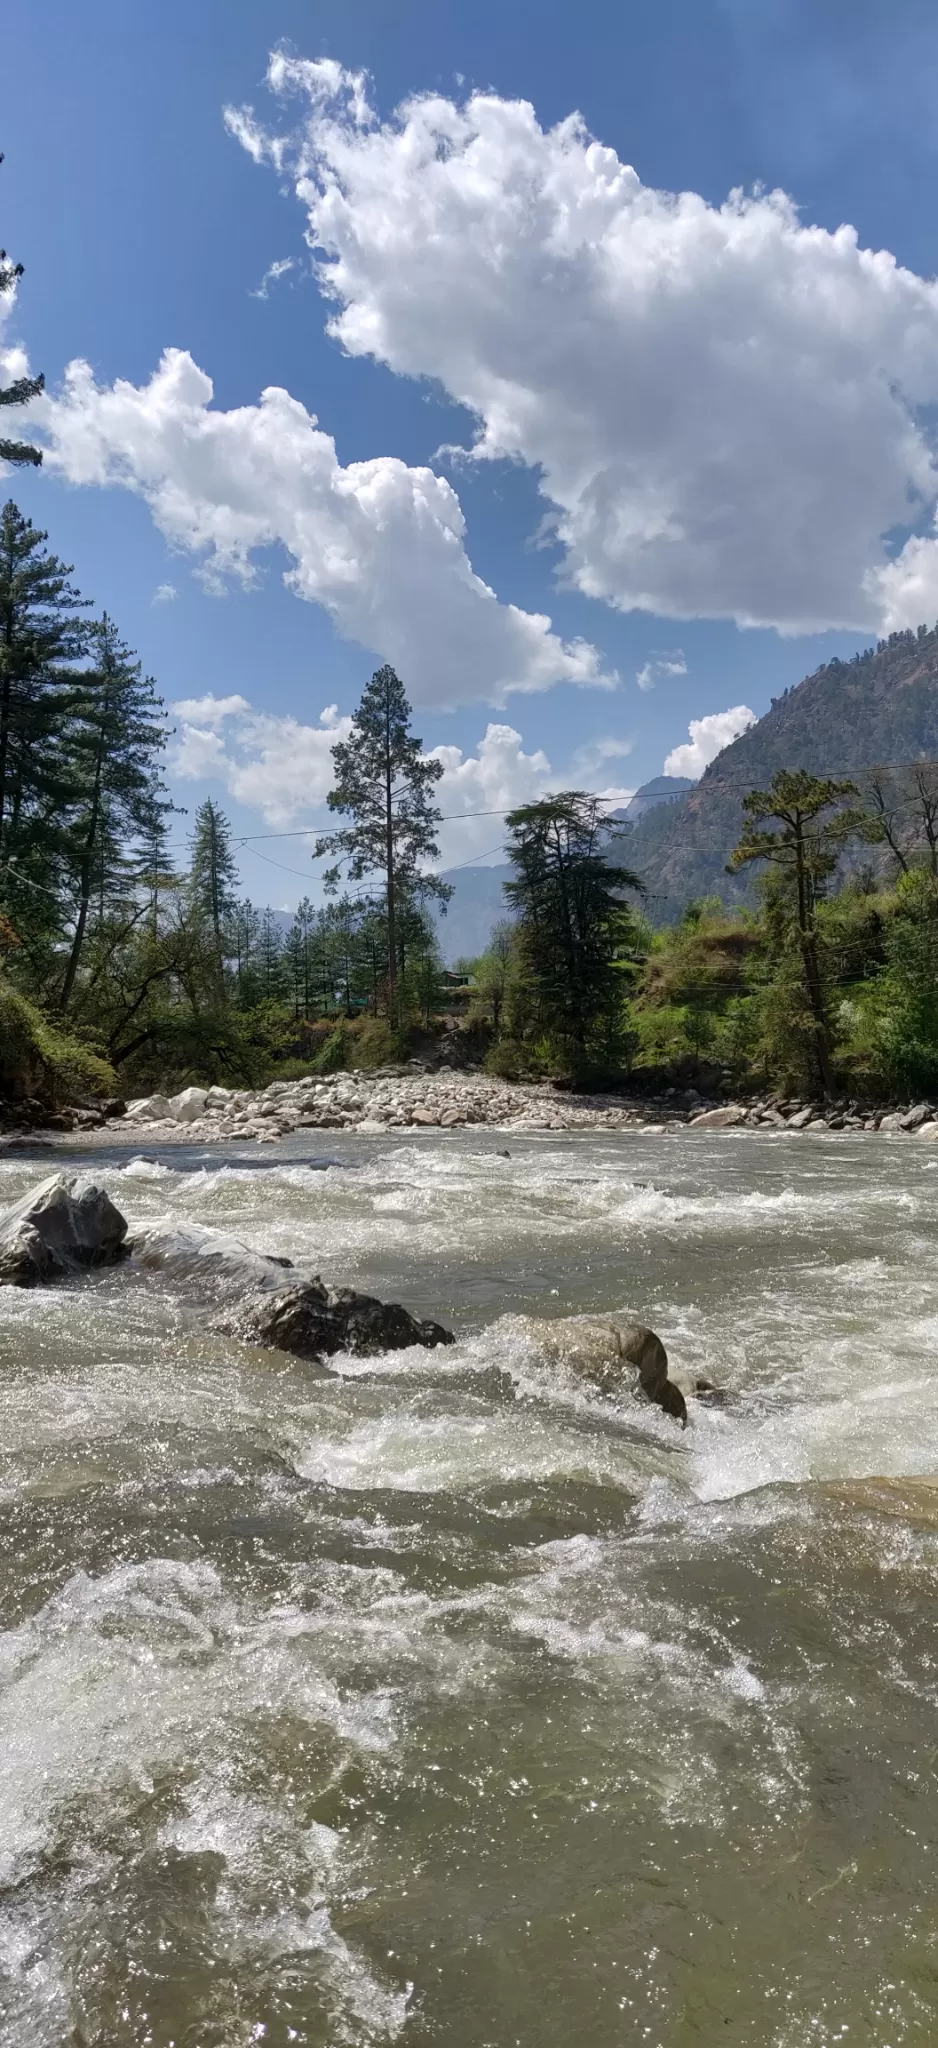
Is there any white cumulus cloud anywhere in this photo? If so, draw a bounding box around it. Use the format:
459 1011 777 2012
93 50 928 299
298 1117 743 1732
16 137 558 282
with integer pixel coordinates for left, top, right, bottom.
34 347 610 709
166 695 558 863
663 706 756 779
228 56 938 634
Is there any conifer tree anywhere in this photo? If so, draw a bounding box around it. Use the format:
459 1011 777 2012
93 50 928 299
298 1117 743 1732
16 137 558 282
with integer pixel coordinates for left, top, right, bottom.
0 503 90 930
316 666 450 1025
728 771 865 1097
58 614 169 1008
258 905 285 1002
0 158 44 468
188 798 239 968
504 792 640 1075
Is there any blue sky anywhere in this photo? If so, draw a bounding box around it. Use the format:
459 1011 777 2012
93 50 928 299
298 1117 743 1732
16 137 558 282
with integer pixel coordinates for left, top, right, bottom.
4 0 938 904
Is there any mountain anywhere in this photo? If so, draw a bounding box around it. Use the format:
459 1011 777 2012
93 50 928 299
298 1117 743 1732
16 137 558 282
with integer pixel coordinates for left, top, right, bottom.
430 865 513 962
610 775 695 825
622 626 938 916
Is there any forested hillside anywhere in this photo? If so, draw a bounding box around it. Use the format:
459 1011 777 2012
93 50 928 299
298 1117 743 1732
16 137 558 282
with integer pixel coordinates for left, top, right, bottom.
626 628 938 913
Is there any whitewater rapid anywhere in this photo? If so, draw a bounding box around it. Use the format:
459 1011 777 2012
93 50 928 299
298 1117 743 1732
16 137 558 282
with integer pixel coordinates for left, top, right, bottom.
2 1126 937 2044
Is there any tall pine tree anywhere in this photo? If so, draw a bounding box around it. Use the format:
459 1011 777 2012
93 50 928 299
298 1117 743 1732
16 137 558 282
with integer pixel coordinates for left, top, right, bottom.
315 666 450 1025
0 503 90 954
188 798 239 971
58 614 169 1009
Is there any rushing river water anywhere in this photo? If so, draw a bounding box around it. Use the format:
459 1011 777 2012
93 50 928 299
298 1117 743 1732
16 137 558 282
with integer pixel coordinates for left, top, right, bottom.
2 1126 938 2045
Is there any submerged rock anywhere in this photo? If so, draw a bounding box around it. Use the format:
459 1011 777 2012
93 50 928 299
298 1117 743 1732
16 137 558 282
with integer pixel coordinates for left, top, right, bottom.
0 1172 128 1286
219 1278 455 1364
502 1313 688 1425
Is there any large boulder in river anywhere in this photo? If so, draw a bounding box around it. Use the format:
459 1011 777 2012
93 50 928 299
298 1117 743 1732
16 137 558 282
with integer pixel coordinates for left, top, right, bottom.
0 1173 128 1286
218 1278 455 1365
129 1219 296 1294
501 1313 687 1424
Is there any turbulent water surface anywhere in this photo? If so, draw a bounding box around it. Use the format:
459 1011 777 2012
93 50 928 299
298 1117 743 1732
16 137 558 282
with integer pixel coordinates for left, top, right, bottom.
2 1126 938 2045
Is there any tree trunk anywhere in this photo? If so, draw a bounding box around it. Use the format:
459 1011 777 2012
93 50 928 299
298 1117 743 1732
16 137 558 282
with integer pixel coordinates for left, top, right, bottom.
793 819 833 1098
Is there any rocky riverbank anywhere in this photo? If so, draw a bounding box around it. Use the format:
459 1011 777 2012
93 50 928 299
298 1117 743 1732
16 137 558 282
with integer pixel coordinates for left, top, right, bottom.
101 1072 938 1141
4 1069 937 1144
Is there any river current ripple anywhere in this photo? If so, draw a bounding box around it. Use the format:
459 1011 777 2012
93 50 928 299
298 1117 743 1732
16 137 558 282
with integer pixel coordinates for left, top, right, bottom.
1 1127 938 2045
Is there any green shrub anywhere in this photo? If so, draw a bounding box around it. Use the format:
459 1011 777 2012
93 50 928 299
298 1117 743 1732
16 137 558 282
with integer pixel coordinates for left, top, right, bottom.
0 979 116 1103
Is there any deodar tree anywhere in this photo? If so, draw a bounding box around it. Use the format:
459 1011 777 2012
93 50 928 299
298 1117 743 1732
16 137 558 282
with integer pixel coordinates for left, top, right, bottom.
315 665 450 1025
504 792 640 1078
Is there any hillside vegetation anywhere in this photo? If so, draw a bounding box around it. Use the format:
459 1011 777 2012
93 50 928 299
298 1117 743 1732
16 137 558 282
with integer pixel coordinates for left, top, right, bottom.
626 627 938 913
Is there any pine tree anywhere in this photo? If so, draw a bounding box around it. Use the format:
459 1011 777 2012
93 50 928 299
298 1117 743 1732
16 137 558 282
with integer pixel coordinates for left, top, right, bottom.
188 799 239 968
231 896 262 1006
0 503 90 951
58 615 170 1009
315 666 451 1025
0 159 44 468
258 906 285 1002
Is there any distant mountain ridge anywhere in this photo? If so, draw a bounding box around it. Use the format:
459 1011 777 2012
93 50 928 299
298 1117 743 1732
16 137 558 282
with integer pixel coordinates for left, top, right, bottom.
611 775 695 825
623 625 938 915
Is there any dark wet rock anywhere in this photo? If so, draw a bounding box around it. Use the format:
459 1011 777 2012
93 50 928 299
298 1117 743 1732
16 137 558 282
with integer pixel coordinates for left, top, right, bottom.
694 1378 733 1408
0 1172 128 1286
220 1277 455 1365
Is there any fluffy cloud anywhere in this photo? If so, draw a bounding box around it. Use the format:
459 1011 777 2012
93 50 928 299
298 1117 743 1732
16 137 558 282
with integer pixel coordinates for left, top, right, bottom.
635 650 687 692
228 57 938 634
171 695 351 827
35 348 609 709
663 706 755 779
169 693 556 863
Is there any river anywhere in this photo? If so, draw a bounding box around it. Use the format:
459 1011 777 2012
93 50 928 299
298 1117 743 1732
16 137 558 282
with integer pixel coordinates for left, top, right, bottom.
2 1126 938 2045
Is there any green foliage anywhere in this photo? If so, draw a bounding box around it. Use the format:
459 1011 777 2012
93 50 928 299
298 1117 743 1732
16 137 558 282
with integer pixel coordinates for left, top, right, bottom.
503 792 641 1080
0 975 115 1101
310 1023 351 1074
860 871 938 1095
315 665 450 1021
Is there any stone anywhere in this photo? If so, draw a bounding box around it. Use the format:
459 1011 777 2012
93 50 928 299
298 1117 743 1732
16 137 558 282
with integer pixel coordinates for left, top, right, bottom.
878 1112 905 1133
900 1103 932 1132
689 1105 746 1128
167 1086 209 1124
501 1313 687 1425
786 1107 815 1129
411 1107 440 1126
130 1219 296 1295
220 1278 455 1365
0 1173 129 1286
440 1108 464 1127
124 1093 175 1122
916 1120 938 1140
759 1109 788 1127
